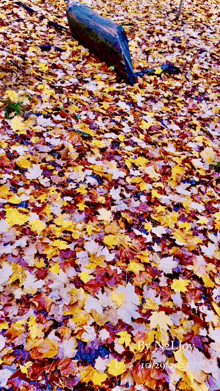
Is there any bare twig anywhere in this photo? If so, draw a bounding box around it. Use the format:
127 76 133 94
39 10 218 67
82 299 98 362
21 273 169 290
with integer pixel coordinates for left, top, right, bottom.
9 60 26 73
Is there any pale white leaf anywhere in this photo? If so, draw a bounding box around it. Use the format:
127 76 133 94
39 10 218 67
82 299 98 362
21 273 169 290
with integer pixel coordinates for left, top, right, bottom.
26 164 42 180
152 226 166 237
37 115 55 127
84 240 100 254
0 335 6 351
95 356 109 373
0 219 9 233
201 242 217 258
0 369 13 387
82 325 96 341
0 263 13 291
85 296 103 314
159 256 178 274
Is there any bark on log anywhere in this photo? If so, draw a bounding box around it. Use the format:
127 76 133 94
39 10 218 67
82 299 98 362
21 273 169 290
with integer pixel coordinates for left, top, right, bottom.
66 1 136 84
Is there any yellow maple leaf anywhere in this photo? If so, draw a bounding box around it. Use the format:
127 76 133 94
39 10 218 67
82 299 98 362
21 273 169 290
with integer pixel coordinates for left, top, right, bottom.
44 88 54 96
16 156 31 168
8 263 26 285
143 298 159 311
139 181 148 191
151 189 161 199
154 67 162 74
172 165 185 177
201 147 216 163
140 120 153 129
81 368 97 383
78 201 88 211
202 275 215 288
13 319 26 330
119 134 125 142
111 291 125 307
38 62 48 72
10 116 25 132
207 263 217 274
148 168 161 180
97 208 112 223
52 239 70 250
160 212 178 229
197 216 208 225
20 361 32 374
211 301 220 317
0 322 9 331
34 258 46 268
0 185 11 198
179 222 191 231
92 371 107 386
60 220 73 230
76 186 87 197
149 311 172 331
49 263 60 274
103 234 117 247
102 101 109 110
136 251 150 263
92 140 106 148
127 261 145 274
6 208 29 226
79 271 94 283
117 331 131 347
8 195 22 204
135 156 149 166
171 278 190 293
107 358 126 376
6 90 17 101
173 230 186 244
144 223 152 231
174 349 188 372
147 330 156 345
29 220 46 234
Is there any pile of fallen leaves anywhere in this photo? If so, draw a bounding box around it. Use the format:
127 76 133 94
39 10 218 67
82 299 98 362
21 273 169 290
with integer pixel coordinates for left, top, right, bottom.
0 0 220 390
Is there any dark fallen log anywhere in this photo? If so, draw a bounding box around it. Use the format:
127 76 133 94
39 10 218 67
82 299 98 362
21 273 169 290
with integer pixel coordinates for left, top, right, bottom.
68 128 93 139
16 2 68 33
67 1 136 84
48 20 69 31
67 2 181 84
39 45 65 52
16 1 35 14
135 64 181 77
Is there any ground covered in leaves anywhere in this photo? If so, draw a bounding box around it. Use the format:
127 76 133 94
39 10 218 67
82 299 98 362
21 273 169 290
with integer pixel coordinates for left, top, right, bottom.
0 0 220 390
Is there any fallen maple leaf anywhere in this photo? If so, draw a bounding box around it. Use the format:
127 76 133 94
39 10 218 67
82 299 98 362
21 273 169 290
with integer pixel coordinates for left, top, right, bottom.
5 208 29 226
107 358 126 376
149 311 172 331
171 278 190 293
30 338 58 359
103 234 117 247
10 116 24 132
29 220 46 234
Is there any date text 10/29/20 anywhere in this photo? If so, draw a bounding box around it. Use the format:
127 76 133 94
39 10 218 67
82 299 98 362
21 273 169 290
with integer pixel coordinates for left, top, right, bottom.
140 360 189 370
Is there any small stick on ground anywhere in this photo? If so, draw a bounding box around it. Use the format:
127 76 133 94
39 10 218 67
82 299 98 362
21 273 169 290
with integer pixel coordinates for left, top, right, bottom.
10 60 26 73
176 0 184 20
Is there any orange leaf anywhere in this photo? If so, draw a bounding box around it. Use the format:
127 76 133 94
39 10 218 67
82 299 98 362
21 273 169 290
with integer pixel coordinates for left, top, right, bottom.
30 338 58 359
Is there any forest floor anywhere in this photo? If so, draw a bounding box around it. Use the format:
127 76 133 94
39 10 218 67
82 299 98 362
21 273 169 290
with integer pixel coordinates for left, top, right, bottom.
0 0 220 390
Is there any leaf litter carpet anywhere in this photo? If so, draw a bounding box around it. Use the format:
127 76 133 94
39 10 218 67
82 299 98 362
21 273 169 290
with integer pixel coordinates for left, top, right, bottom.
0 0 220 390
